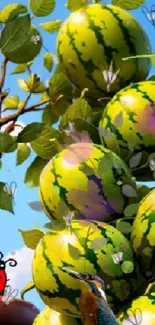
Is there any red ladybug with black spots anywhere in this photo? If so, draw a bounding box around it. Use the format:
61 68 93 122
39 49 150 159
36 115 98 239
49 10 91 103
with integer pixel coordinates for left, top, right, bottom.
0 251 17 295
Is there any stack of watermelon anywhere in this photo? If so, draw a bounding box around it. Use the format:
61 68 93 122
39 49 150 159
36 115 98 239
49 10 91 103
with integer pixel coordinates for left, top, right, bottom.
19 3 155 325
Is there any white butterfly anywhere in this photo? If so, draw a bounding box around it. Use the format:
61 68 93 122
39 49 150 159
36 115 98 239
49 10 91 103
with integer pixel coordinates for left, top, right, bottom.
4 181 17 204
142 5 155 27
1 285 18 305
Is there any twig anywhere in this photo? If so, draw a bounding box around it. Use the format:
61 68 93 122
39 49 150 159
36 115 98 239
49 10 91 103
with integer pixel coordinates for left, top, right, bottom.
0 57 8 117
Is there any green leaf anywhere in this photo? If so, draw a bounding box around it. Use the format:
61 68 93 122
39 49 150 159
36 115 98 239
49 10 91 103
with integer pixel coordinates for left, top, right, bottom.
4 95 19 109
151 54 155 67
11 63 28 75
116 221 132 234
60 98 93 127
29 0 56 17
65 0 88 11
0 160 2 169
39 20 62 33
111 0 145 10
0 14 31 53
31 125 64 159
43 52 54 72
42 99 70 125
19 228 45 249
21 281 35 300
129 152 142 169
17 122 44 143
121 261 134 274
18 74 45 93
48 72 73 100
122 184 138 198
68 243 81 260
90 238 109 250
44 220 66 231
0 133 17 153
0 182 14 214
24 156 47 187
28 201 44 212
124 203 139 217
16 143 31 166
0 4 27 23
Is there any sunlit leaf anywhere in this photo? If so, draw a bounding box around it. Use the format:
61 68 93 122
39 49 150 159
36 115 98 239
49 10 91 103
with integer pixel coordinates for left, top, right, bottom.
48 72 73 100
65 0 88 11
0 4 27 23
19 228 45 249
111 0 145 9
11 63 28 75
39 20 62 33
29 0 56 17
4 95 19 109
0 14 31 53
24 156 47 187
43 52 54 72
16 143 31 165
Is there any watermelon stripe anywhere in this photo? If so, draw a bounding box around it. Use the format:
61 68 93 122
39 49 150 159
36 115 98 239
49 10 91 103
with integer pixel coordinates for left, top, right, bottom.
65 24 105 93
85 13 118 66
129 83 154 102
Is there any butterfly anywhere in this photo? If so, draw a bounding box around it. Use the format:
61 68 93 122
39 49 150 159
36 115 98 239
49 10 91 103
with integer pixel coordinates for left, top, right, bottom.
3 181 17 204
142 5 155 27
1 285 18 305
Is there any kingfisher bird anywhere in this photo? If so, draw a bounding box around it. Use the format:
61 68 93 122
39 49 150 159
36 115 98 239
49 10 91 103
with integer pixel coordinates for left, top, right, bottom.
58 267 119 325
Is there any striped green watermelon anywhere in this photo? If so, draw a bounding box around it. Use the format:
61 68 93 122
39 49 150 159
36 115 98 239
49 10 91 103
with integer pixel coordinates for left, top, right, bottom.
32 220 139 316
131 188 155 278
56 4 151 100
39 142 138 222
99 81 155 181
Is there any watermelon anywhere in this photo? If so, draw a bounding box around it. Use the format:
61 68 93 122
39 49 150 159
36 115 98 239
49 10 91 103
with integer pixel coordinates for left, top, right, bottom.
117 295 155 324
56 4 151 100
39 142 138 222
33 307 82 325
131 188 155 278
3 25 42 63
32 220 139 316
99 81 155 181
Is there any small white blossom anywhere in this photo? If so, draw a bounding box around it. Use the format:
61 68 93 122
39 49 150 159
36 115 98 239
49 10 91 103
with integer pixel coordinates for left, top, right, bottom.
63 211 75 226
102 60 120 92
62 122 76 135
112 252 123 264
2 285 18 305
31 35 41 45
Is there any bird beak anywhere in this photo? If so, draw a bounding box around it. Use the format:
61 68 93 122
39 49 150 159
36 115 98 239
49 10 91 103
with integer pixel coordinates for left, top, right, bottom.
58 266 84 280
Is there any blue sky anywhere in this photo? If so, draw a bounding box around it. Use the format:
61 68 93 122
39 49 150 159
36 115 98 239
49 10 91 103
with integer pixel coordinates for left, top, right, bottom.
0 0 155 311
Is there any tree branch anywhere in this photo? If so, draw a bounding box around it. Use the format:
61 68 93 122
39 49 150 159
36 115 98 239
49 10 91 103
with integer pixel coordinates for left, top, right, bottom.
0 99 51 127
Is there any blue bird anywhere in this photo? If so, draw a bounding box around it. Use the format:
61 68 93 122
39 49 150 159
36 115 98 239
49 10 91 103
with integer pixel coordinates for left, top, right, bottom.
59 267 119 325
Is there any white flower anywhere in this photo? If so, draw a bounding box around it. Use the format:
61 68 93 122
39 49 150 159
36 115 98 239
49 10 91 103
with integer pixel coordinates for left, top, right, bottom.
62 122 76 135
112 252 124 264
102 60 120 92
63 211 75 225
31 35 41 45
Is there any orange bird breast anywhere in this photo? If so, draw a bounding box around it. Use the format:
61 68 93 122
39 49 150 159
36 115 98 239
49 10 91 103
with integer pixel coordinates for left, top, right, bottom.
79 291 98 325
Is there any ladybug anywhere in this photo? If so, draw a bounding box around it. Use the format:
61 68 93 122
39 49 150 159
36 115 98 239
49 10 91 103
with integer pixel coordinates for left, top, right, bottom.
0 251 17 295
